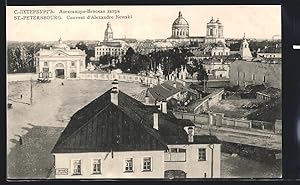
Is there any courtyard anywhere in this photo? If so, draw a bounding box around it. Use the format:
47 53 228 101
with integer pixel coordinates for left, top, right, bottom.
209 98 260 119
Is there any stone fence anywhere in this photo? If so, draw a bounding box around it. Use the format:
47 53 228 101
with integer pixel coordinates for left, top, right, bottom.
191 89 224 113
173 111 282 134
7 73 37 82
78 72 159 85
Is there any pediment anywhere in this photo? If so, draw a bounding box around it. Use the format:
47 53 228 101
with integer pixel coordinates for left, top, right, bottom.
48 50 71 57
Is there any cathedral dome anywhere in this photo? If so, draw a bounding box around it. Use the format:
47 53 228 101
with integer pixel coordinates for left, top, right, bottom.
172 11 189 26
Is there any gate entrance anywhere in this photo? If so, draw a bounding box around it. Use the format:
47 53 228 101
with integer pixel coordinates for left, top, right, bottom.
55 63 65 79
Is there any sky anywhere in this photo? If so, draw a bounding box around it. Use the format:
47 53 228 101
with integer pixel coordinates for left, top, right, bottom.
7 5 281 42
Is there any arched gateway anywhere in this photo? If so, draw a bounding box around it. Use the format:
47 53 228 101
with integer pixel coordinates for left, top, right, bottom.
55 63 65 79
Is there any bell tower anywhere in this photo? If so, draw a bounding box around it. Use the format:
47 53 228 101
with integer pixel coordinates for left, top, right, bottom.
104 22 113 42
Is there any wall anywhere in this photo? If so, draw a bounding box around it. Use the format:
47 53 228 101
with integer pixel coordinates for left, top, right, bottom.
206 80 230 88
7 73 37 82
193 89 224 113
79 72 159 85
164 144 221 178
173 112 209 124
53 150 164 179
229 60 281 89
174 111 281 134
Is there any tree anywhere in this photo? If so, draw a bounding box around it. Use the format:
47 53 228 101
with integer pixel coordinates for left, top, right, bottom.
7 42 42 73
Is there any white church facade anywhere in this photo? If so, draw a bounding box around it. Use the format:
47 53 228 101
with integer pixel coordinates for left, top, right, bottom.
35 38 86 79
167 12 225 44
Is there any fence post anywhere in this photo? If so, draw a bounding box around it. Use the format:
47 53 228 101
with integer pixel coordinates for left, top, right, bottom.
261 121 265 130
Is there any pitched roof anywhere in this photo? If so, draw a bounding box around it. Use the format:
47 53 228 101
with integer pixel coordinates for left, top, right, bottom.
258 45 281 53
52 88 220 153
148 84 179 101
137 81 198 103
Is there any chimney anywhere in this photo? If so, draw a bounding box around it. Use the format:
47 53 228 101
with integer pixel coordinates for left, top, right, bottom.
145 89 150 105
186 126 195 143
173 82 177 88
112 79 119 89
153 111 159 130
111 80 119 105
161 100 167 114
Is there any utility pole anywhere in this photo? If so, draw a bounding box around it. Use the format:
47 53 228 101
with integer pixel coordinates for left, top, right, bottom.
30 77 33 105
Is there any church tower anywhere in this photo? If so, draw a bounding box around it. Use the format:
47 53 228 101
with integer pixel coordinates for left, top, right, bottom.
104 22 113 42
205 17 225 43
239 33 253 61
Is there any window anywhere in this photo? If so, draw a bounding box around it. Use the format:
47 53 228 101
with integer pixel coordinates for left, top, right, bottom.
71 61 75 66
124 158 133 172
92 159 101 174
198 148 206 161
73 160 81 175
263 76 266 83
252 74 256 81
142 157 152 171
44 62 48 66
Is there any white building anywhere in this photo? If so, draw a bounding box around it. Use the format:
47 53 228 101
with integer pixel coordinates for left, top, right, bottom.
52 80 221 179
95 22 127 60
257 44 281 59
211 42 230 56
203 58 230 79
239 33 253 61
167 12 225 44
35 38 86 79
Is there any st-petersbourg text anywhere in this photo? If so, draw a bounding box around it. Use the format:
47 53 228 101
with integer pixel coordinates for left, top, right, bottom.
14 15 62 20
14 9 54 14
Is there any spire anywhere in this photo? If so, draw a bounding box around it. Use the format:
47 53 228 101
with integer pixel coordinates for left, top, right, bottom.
179 11 182 17
104 22 113 42
240 33 252 60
